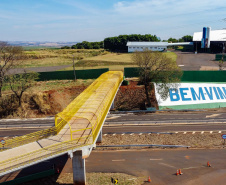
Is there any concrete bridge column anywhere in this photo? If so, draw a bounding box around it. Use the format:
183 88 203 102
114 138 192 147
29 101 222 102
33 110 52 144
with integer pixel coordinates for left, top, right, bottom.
110 100 114 110
72 150 86 185
96 129 102 143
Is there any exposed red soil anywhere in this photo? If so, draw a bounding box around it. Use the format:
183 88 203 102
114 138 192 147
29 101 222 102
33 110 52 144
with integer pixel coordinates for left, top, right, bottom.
2 81 154 118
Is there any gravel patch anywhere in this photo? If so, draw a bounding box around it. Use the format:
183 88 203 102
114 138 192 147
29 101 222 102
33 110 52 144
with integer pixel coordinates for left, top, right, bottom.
97 133 226 149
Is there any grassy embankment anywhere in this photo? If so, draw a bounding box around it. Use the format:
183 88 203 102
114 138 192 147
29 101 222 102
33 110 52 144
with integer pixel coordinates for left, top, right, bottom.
18 49 107 68
19 48 177 71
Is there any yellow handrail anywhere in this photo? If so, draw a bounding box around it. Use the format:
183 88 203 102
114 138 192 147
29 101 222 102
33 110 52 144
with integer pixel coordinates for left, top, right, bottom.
0 71 123 174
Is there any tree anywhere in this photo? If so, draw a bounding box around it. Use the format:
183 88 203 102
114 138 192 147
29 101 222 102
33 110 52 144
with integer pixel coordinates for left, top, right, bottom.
181 35 193 42
104 34 160 51
168 38 178 43
6 70 39 106
132 50 182 108
61 46 70 49
0 42 23 97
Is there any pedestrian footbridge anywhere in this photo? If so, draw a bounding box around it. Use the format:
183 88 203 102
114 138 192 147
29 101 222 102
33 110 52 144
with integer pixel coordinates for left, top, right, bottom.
0 71 123 184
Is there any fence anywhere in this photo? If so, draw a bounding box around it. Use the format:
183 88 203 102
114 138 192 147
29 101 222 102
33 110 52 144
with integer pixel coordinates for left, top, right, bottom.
124 67 226 82
0 169 55 185
215 54 226 61
37 68 109 81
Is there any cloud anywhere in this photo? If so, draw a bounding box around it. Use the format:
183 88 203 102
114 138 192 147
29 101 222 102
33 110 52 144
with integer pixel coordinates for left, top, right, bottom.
113 0 226 18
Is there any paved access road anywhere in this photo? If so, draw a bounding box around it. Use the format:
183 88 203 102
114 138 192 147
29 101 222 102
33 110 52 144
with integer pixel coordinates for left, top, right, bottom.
86 149 226 185
8 65 72 75
175 51 217 70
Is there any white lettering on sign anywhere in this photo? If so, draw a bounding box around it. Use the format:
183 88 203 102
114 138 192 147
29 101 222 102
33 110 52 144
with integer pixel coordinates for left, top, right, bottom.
155 83 226 106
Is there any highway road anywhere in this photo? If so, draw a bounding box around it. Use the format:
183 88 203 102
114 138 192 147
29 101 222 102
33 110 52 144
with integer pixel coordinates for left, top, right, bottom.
1 113 226 137
1 113 226 184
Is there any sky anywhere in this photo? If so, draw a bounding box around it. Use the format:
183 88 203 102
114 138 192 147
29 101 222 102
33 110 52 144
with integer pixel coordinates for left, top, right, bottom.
0 0 225 42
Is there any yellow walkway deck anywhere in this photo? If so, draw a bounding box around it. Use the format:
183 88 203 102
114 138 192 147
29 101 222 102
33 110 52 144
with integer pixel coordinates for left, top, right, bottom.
0 71 123 176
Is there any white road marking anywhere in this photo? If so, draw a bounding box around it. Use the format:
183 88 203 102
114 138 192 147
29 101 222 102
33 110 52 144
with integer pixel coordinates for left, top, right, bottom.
159 163 176 168
139 133 143 135
192 132 195 134
219 131 222 133
130 133 134 135
178 65 184 67
103 134 107 136
112 159 125 162
113 133 116 136
201 131 204 134
150 158 163 161
175 132 178 134
183 132 187 134
121 133 125 136
206 114 220 118
210 131 213 134
148 133 152 135
106 116 120 120
183 166 203 170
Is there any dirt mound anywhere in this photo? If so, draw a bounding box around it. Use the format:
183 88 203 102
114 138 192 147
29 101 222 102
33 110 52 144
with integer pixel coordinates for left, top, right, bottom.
1 80 154 118
115 80 158 110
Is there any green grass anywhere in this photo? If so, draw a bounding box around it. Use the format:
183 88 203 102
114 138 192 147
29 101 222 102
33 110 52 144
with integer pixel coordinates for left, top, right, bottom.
2 79 94 95
57 173 146 185
18 49 108 68
17 49 177 69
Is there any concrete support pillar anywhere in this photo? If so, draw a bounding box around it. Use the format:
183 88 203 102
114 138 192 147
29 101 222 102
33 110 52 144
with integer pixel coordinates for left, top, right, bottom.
72 150 86 185
96 129 102 143
110 100 114 110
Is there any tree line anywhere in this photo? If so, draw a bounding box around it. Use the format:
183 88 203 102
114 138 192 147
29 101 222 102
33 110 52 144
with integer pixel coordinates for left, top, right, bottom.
61 41 104 49
61 34 193 52
104 34 160 51
165 35 193 43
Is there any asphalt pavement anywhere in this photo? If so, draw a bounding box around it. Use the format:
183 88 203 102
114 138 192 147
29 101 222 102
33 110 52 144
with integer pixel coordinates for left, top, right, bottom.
7 65 72 75
175 51 217 70
1 113 226 137
81 149 226 185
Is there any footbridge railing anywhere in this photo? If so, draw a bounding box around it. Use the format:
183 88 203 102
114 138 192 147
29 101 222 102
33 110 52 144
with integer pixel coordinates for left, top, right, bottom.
0 71 123 176
55 71 123 142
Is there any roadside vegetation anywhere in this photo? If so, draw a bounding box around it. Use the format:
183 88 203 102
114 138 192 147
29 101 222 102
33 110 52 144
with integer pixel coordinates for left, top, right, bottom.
19 49 108 68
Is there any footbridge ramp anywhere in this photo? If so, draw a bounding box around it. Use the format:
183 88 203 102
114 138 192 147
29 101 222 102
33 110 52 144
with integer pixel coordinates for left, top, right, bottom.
0 71 123 178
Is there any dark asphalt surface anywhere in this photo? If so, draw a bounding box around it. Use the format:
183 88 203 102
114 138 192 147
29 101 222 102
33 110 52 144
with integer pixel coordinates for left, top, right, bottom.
103 124 226 134
1 113 226 137
105 112 226 124
7 65 72 75
175 51 217 70
74 149 226 185
3 149 226 185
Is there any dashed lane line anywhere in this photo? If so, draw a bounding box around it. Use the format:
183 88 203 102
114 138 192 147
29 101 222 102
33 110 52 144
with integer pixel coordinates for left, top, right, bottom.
112 159 125 162
206 114 220 118
159 163 176 169
103 131 225 136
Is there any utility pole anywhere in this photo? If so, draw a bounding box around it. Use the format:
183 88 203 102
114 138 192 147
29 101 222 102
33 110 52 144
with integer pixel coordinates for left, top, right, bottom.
72 55 76 81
